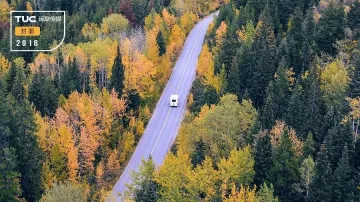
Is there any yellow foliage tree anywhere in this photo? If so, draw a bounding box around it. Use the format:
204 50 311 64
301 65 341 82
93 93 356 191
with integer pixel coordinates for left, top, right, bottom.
0 1 12 22
57 124 79 181
197 44 223 92
145 27 160 63
119 132 135 164
168 24 186 60
26 2 33 14
321 60 350 108
190 157 219 200
34 112 50 152
218 146 255 187
101 14 130 36
82 23 101 41
162 9 176 29
155 151 196 201
124 51 156 99
0 53 10 73
214 21 227 53
180 12 198 34
222 184 256 202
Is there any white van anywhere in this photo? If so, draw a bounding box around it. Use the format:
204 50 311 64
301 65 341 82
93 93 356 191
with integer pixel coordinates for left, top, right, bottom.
170 95 179 107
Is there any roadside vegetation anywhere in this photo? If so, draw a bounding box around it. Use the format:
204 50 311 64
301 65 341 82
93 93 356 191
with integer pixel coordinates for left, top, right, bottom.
0 0 222 201
126 0 360 201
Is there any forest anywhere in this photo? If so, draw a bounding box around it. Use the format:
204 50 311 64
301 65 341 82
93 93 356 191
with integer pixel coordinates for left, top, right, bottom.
0 0 223 201
124 0 360 202
1 0 360 201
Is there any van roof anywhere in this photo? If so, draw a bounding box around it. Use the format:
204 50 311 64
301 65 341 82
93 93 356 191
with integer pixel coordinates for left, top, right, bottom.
170 94 179 99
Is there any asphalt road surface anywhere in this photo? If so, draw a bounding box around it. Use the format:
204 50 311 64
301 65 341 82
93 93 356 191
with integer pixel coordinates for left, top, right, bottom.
109 13 216 201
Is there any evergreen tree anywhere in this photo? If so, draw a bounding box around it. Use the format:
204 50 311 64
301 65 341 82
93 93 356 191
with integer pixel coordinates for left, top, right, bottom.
125 89 141 116
348 1 360 38
156 31 166 56
216 21 240 74
0 147 22 202
132 0 151 25
7 97 43 202
301 9 316 71
191 139 207 167
246 0 266 20
126 158 160 202
110 46 125 96
353 140 360 171
303 132 316 158
60 59 81 97
4 64 17 94
324 123 353 169
350 51 360 98
332 145 355 202
0 85 22 202
234 45 253 100
304 62 324 145
254 133 272 186
278 0 303 28
190 79 219 114
248 7 276 108
236 4 255 26
10 67 26 101
268 129 300 201
285 78 306 137
307 145 333 202
214 4 235 29
315 2 346 55
29 67 59 117
261 58 291 129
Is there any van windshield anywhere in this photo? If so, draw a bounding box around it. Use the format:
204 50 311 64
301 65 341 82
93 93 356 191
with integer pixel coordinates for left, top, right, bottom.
172 99 176 102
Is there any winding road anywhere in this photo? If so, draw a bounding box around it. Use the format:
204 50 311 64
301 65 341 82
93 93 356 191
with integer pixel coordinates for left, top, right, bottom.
109 13 216 201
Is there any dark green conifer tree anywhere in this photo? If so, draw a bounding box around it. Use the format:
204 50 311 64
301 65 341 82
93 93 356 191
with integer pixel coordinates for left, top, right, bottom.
10 67 26 101
156 31 166 56
254 133 273 186
269 129 300 201
5 64 17 94
7 96 43 202
130 158 160 202
350 51 360 98
348 1 360 38
332 145 355 202
315 2 346 55
234 45 253 100
216 21 240 74
285 78 306 137
191 139 207 167
0 84 22 202
304 61 324 145
303 132 316 158
60 59 81 97
29 67 59 117
324 123 353 169
261 58 290 129
248 5 276 108
307 145 333 202
110 46 125 96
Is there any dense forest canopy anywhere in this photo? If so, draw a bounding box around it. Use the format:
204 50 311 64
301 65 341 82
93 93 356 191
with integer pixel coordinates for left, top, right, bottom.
0 0 223 201
125 0 360 201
